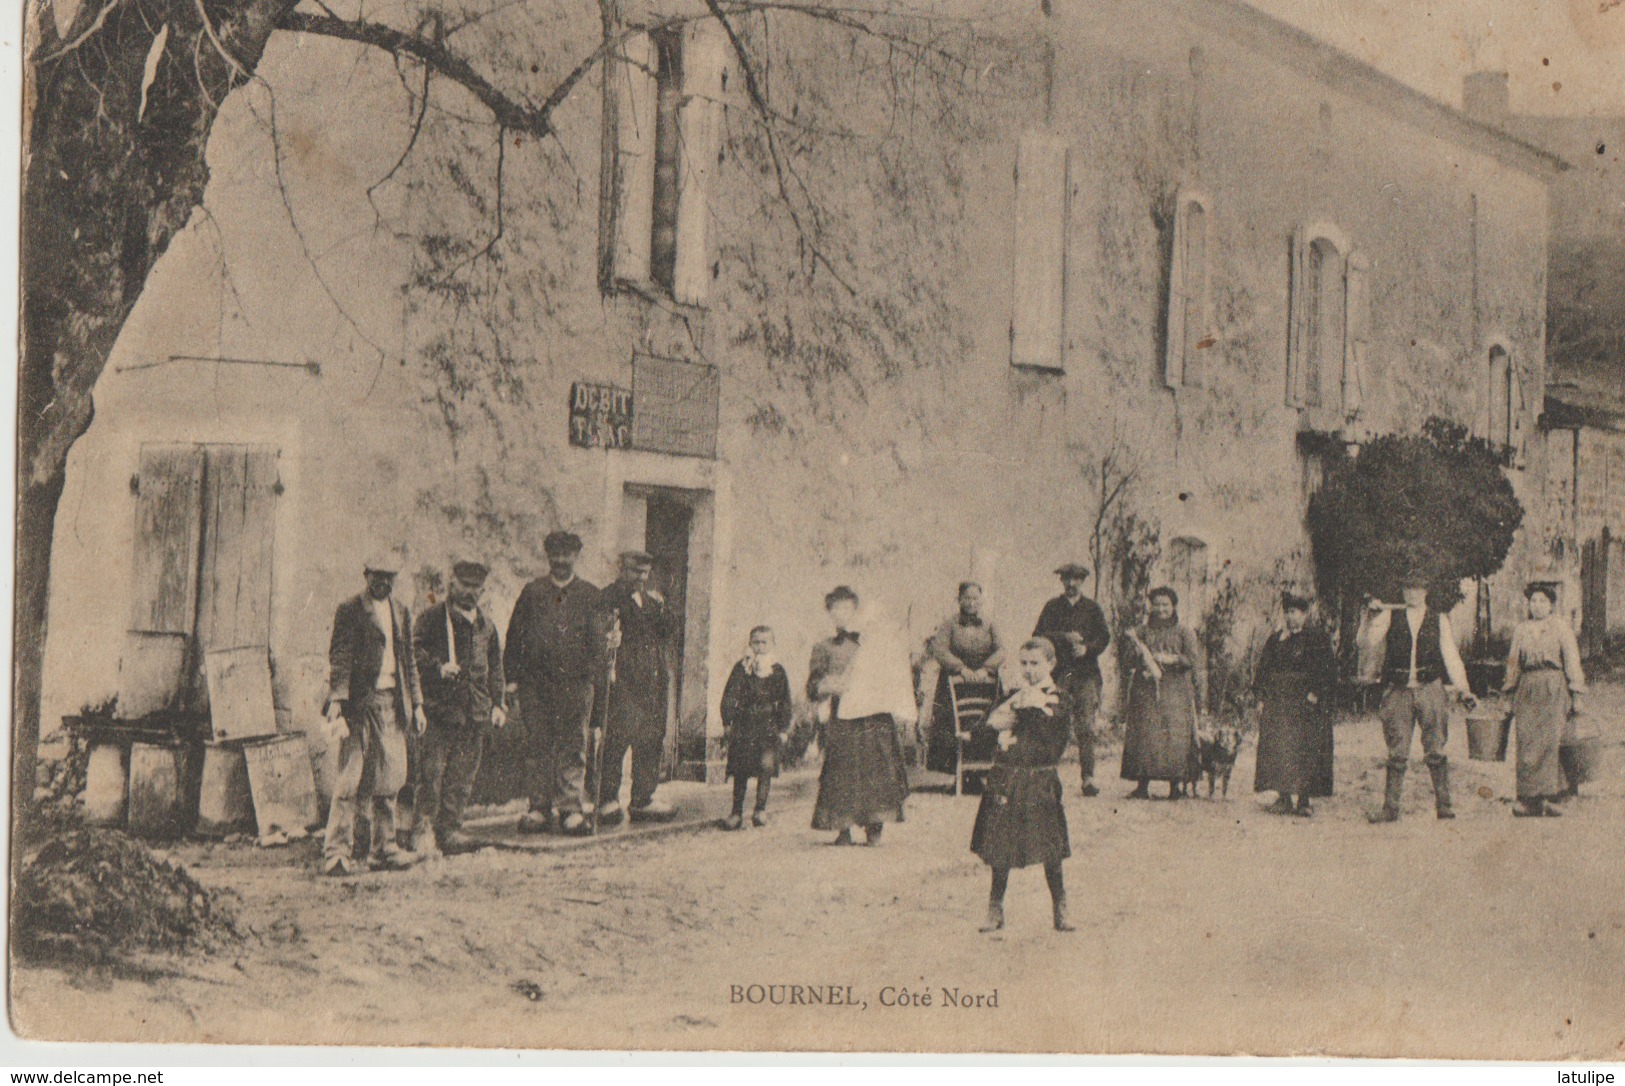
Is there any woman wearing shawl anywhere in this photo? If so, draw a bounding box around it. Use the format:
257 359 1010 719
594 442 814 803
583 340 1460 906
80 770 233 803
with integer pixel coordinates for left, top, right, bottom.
807 586 914 845
1252 590 1336 816
1120 586 1205 800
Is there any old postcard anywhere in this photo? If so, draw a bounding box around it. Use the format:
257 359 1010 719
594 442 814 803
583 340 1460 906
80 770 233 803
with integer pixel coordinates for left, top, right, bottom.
10 0 1625 1058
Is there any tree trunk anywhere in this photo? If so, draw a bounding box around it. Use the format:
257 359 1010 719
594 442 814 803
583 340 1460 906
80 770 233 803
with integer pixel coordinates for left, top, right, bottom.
14 0 298 877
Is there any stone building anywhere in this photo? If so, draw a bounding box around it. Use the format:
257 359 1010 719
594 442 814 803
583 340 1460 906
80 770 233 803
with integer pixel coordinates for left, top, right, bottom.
41 0 1561 795
1465 70 1625 651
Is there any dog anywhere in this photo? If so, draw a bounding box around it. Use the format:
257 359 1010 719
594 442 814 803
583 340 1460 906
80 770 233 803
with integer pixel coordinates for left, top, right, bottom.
1196 724 1244 799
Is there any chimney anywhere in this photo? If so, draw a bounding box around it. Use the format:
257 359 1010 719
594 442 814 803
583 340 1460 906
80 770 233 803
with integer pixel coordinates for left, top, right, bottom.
1463 71 1510 122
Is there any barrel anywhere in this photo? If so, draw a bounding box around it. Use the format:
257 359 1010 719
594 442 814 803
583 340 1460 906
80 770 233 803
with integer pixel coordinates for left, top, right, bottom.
1465 709 1511 762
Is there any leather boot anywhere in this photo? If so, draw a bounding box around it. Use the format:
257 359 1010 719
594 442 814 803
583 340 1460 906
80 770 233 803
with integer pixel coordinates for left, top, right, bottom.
1368 766 1403 823
979 902 1005 933
1052 892 1074 932
1429 761 1455 819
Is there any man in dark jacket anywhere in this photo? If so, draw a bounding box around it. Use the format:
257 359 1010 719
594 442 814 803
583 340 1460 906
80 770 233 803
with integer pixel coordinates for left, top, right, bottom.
321 552 428 876
412 560 507 855
505 531 604 836
597 551 678 824
1034 563 1112 797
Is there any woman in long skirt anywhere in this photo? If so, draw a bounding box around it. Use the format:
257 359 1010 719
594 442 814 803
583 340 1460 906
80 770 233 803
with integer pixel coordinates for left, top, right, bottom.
1501 583 1586 818
1252 590 1336 816
1121 587 1204 800
808 586 912 846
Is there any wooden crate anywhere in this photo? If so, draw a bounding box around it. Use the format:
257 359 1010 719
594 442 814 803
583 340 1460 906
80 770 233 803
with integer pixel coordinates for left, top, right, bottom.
243 734 320 838
128 742 200 838
83 742 129 825
196 743 254 836
205 648 278 742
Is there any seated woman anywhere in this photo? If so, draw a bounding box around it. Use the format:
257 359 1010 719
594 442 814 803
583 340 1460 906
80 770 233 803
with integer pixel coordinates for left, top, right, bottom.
924 582 1006 775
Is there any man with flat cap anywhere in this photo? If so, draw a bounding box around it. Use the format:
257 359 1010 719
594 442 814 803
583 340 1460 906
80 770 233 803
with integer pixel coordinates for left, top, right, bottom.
321 550 428 876
505 531 604 835
596 550 679 823
1034 563 1112 797
413 560 507 855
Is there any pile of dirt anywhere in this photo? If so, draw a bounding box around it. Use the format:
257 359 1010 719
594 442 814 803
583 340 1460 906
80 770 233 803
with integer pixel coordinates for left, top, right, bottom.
14 828 241 962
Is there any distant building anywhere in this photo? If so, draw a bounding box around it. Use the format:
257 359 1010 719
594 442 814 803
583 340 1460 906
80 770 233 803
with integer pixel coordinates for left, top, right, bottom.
1465 70 1625 651
42 1 1562 797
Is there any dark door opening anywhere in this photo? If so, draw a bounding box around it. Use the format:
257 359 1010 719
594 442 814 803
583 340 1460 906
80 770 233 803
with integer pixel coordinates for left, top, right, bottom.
644 491 693 774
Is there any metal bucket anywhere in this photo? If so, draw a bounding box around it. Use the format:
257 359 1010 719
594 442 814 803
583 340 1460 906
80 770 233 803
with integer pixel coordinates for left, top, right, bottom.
1466 709 1511 762
1560 735 1606 785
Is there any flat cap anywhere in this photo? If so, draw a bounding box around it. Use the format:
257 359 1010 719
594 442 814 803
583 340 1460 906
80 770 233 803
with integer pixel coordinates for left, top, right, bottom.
1054 562 1092 579
543 530 584 556
619 550 654 569
364 550 404 575
451 560 490 584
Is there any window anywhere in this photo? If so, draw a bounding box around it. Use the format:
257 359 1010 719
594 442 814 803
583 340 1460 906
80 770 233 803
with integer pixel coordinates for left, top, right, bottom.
1488 344 1513 450
1486 343 1526 464
1287 225 1366 428
1010 131 1069 371
1164 192 1211 389
603 22 727 303
122 444 280 718
1167 536 1210 621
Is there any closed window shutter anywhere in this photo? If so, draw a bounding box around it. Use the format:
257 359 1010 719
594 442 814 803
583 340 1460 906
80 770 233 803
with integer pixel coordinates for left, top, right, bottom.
1180 199 1209 388
612 32 658 285
673 20 727 306
1343 251 1369 421
120 445 205 718
1513 356 1528 466
1010 133 1068 371
192 446 279 713
128 445 205 634
1163 201 1187 389
1286 227 1308 407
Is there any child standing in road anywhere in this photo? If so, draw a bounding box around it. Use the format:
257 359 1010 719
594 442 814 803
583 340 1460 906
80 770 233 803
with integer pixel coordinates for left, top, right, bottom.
970 638 1074 933
720 626 793 830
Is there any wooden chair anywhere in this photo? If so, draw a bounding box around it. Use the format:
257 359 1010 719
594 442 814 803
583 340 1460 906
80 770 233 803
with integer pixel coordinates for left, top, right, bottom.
947 674 1000 796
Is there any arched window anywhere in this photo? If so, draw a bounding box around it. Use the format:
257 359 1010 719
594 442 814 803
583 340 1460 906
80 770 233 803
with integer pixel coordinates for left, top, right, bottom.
1164 192 1211 389
1287 225 1367 428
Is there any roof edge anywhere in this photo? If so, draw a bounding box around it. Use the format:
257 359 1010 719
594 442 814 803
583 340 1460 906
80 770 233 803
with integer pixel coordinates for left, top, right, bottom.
1170 0 1569 179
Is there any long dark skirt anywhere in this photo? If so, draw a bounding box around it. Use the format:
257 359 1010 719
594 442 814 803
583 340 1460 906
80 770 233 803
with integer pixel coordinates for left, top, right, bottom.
1120 672 1199 782
1513 669 1568 800
1254 675 1334 797
970 764 1070 869
812 714 908 830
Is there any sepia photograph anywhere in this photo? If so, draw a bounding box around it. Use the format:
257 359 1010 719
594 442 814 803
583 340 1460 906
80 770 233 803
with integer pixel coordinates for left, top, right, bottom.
8 0 1625 1060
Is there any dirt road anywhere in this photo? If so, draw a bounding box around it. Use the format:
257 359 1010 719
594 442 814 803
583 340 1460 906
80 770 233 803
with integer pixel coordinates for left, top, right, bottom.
12 690 1625 1057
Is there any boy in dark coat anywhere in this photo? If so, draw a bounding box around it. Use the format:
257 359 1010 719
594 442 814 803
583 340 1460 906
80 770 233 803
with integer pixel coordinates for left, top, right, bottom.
719 626 793 829
972 638 1074 933
413 560 507 854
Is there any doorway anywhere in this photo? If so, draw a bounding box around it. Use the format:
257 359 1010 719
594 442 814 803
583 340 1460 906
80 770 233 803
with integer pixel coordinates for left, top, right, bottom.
621 483 714 780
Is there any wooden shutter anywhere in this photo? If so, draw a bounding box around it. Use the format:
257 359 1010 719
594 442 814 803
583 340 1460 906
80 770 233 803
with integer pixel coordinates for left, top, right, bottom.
1512 355 1529 466
1343 250 1369 421
1286 228 1308 407
1163 200 1187 390
121 445 205 717
1010 133 1068 371
673 19 727 306
128 445 205 633
1178 198 1209 389
197 446 278 654
612 33 658 285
